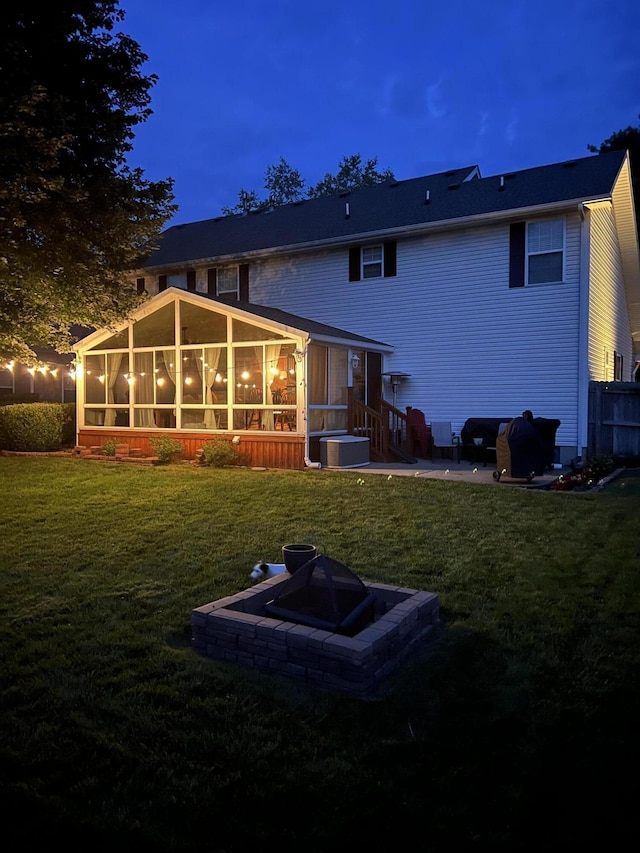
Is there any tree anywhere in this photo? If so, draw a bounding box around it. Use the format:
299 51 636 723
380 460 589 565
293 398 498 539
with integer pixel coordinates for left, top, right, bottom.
588 117 640 238
307 154 395 198
0 1 176 364
265 157 305 207
222 153 395 215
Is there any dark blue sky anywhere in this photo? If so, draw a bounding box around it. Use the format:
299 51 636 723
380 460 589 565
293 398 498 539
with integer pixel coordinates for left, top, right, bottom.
120 0 640 227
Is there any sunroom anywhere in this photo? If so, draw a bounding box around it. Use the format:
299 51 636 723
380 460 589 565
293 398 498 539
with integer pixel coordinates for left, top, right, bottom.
73 288 392 469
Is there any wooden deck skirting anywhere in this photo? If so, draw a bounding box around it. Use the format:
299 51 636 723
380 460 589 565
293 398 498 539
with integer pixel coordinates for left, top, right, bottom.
76 429 307 470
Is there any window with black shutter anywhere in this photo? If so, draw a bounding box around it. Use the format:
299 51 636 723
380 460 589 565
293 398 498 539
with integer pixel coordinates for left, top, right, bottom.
158 274 167 292
349 241 397 281
186 270 196 291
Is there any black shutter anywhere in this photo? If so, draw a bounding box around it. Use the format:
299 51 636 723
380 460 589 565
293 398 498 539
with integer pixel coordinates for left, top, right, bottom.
158 274 167 292
136 277 145 295
239 264 249 301
186 270 196 291
207 268 217 295
509 222 526 288
349 247 361 281
383 241 397 277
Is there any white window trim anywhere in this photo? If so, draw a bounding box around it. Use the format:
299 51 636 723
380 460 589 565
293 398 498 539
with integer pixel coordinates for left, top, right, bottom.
217 265 239 298
361 245 383 279
525 218 565 286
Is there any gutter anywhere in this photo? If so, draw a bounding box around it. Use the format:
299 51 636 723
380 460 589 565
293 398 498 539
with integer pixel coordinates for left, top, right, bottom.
296 334 321 469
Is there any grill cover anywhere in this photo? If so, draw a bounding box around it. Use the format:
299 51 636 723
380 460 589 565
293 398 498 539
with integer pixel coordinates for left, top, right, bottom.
265 554 375 636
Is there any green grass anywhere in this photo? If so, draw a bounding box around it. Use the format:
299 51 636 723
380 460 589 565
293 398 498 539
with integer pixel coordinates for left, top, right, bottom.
1 458 639 851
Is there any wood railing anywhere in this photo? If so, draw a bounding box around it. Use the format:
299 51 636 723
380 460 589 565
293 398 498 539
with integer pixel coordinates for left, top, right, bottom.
347 389 417 462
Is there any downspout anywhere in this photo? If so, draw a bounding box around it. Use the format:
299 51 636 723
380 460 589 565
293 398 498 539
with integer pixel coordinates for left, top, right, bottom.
300 338 321 468
576 202 591 462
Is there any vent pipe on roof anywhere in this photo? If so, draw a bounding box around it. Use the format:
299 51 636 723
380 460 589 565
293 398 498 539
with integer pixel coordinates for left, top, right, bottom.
345 202 350 219
499 175 505 191
424 189 430 204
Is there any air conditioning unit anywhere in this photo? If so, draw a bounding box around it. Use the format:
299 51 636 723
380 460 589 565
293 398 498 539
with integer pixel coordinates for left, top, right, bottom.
319 436 370 469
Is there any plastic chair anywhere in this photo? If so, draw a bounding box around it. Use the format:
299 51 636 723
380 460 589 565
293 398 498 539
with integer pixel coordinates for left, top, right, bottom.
431 421 460 462
407 408 432 458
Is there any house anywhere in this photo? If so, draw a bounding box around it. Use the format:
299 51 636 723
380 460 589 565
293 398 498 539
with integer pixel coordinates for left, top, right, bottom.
72 149 640 468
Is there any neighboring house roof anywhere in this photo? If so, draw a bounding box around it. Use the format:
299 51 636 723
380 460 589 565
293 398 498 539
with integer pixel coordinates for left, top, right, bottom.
74 288 393 353
143 150 630 270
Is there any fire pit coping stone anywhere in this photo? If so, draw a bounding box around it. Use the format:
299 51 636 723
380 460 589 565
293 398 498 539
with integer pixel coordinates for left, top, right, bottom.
191 574 440 697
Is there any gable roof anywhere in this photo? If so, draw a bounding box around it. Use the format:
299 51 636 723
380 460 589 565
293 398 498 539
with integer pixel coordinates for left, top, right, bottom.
143 151 629 270
74 288 393 353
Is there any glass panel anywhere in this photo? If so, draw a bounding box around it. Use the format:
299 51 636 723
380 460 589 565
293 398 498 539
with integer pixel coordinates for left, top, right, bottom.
134 409 174 428
308 345 328 405
89 328 128 350
308 409 347 431
179 300 227 344
232 318 284 342
182 410 207 429
206 347 228 404
352 349 365 402
107 353 129 405
233 409 264 430
85 354 106 404
265 343 297 404
329 347 348 405
181 348 204 404
362 245 383 278
528 220 563 253
234 346 263 403
529 252 562 284
0 368 14 391
134 352 156 404
110 409 129 427
85 408 106 426
216 267 238 295
133 302 175 347
155 350 176 404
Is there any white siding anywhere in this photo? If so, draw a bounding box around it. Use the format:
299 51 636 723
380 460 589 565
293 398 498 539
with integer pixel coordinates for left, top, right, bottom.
588 203 634 380
251 215 583 448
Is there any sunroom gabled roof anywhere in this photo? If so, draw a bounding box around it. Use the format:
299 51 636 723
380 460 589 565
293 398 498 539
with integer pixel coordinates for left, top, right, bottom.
74 288 393 353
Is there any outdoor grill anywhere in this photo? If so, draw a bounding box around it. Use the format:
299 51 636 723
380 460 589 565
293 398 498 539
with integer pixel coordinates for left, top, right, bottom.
265 554 375 637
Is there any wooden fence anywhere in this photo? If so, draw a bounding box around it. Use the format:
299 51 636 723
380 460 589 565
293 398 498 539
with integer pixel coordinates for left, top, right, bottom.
588 381 640 459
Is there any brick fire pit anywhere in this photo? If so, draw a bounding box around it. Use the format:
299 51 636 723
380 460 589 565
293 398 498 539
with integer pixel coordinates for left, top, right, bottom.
191 575 440 697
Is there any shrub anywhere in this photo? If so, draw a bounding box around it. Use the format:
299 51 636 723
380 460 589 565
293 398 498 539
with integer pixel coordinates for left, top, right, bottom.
0 403 69 451
149 436 184 465
200 438 240 467
101 439 118 457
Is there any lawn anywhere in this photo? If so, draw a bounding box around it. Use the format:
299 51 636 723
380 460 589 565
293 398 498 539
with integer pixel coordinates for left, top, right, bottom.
1 458 639 851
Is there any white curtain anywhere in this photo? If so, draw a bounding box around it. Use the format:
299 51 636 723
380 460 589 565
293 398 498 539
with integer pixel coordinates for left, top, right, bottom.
104 352 123 426
204 346 221 428
161 349 177 390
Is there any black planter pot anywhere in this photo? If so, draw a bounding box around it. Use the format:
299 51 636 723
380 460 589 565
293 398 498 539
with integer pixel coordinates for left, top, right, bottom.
282 543 317 574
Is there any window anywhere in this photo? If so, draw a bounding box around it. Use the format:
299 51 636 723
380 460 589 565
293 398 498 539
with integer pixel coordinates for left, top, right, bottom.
510 219 564 287
349 242 397 281
0 365 14 397
217 267 238 296
362 246 383 278
614 351 623 381
527 220 564 284
207 264 249 300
